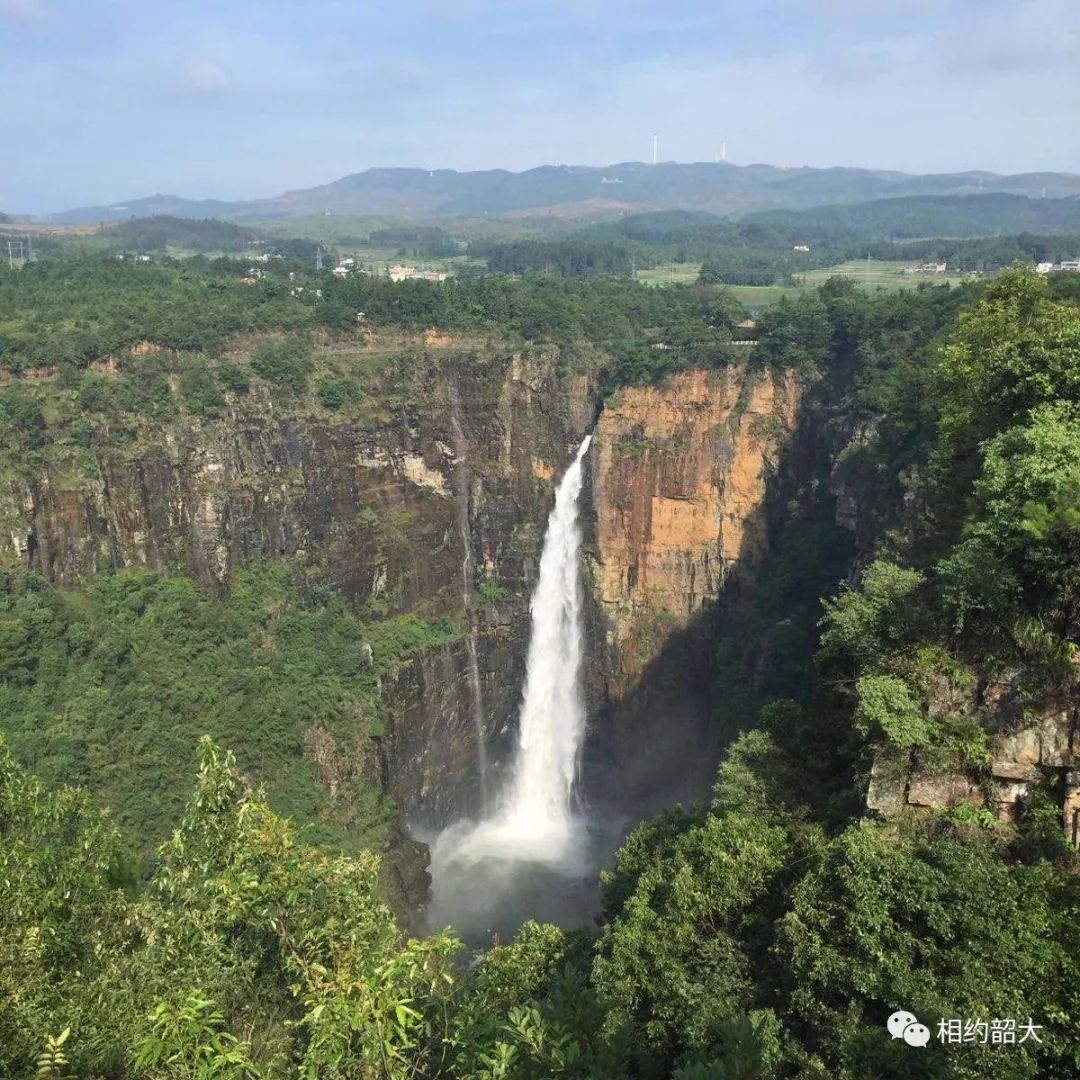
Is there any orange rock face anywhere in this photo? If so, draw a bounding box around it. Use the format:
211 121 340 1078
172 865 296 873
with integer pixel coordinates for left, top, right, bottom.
591 366 799 689
421 328 454 348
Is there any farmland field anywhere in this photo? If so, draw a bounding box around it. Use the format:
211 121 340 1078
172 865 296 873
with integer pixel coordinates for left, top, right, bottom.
638 258 971 306
635 262 702 285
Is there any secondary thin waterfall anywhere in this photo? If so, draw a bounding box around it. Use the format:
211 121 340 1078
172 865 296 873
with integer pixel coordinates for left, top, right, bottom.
447 380 488 806
499 433 592 843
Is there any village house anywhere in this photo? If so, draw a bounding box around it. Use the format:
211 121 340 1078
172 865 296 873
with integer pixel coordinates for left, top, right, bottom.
388 264 448 283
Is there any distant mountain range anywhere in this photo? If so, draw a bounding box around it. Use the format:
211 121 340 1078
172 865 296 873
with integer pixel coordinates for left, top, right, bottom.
44 162 1080 225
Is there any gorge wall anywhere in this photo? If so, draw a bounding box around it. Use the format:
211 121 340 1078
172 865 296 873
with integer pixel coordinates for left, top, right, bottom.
0 338 594 825
0 340 803 837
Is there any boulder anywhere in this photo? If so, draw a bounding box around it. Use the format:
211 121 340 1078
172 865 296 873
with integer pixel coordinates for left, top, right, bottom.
1039 712 1076 767
991 761 1038 782
994 728 1040 767
907 772 980 809
867 755 907 816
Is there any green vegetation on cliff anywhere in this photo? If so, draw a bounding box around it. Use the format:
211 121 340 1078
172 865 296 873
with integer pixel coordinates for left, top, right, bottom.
0 565 455 857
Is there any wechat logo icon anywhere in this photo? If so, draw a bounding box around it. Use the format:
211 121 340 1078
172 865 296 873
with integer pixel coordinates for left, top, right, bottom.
888 1010 931 1048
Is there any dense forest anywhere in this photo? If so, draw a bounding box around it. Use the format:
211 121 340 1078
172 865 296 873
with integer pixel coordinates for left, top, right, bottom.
0 253 744 379
97 218 264 254
2 255 1080 1077
747 193 1080 241
0 566 459 858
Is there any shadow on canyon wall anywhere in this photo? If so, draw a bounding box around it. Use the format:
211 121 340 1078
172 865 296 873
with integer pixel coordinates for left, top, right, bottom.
580 390 855 829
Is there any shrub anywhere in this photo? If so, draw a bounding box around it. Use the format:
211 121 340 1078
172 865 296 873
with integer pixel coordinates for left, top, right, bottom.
316 377 358 410
251 337 313 393
178 360 225 416
853 674 930 748
477 578 504 603
0 385 46 450
216 360 250 394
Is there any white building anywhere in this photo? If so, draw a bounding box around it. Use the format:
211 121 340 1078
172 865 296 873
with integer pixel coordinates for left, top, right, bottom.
388 265 447 283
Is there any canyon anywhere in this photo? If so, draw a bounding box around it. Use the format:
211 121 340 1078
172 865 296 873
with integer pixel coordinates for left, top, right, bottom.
0 335 801 909
5 325 1074 934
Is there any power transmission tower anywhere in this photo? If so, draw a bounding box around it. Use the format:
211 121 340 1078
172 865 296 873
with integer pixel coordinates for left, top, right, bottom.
315 246 324 272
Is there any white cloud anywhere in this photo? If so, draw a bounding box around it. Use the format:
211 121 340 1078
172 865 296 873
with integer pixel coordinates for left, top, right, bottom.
181 59 229 93
0 0 46 22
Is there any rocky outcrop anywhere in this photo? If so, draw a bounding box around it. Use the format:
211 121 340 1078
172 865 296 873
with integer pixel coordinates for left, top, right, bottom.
590 366 798 688
866 702 1080 847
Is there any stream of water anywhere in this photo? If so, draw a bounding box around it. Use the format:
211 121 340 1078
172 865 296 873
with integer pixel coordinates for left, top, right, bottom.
448 380 489 808
426 435 610 940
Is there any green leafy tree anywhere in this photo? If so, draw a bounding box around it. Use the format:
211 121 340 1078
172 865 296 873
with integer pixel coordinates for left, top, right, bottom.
250 336 313 393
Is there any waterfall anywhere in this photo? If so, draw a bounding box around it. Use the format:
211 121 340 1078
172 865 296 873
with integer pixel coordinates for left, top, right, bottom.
498 433 592 846
427 433 594 924
448 380 488 806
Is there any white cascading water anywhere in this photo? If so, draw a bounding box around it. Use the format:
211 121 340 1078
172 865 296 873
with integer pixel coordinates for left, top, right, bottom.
496 432 592 849
426 434 594 933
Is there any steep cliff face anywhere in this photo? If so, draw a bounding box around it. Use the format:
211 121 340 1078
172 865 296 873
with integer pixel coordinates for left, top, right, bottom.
0 339 598 827
584 366 800 806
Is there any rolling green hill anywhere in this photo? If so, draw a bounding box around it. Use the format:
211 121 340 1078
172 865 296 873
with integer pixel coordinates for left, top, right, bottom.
46 162 1080 224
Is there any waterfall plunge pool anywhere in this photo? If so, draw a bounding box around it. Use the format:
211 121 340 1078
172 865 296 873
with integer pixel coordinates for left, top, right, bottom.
420 810 627 943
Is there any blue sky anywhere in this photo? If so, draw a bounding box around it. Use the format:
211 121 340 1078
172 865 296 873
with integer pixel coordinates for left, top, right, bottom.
2 0 1078 212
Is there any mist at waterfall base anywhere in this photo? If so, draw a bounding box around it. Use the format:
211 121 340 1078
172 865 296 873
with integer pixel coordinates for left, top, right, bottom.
423 435 622 941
